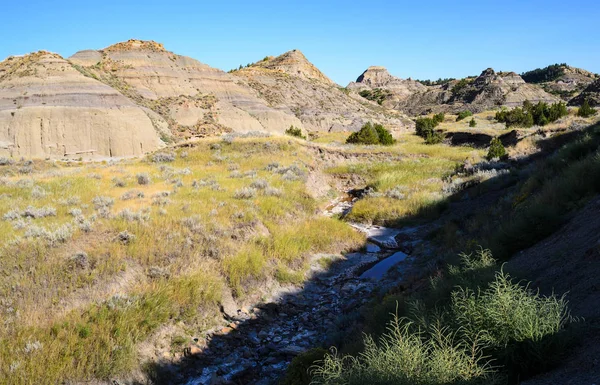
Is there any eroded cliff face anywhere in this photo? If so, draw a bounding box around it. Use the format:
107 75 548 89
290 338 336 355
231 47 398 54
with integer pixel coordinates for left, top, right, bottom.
233 52 415 135
69 40 303 138
0 51 164 158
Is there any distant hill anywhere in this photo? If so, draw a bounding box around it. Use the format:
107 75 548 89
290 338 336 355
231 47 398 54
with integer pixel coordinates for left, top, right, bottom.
350 67 560 115
521 63 599 101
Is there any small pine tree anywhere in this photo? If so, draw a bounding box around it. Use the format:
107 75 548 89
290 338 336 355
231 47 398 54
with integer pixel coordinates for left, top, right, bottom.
346 122 380 145
487 138 507 160
578 99 597 118
469 118 477 127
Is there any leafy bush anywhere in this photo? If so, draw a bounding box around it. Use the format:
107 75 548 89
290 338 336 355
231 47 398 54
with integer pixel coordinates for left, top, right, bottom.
456 110 473 121
486 138 506 160
469 118 477 127
578 99 597 118
432 113 445 125
285 126 306 139
415 118 436 138
151 152 175 163
347 122 395 146
136 173 151 185
425 131 444 144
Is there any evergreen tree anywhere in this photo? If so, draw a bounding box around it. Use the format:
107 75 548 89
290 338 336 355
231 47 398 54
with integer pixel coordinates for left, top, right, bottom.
487 138 507 160
346 122 381 145
578 99 597 118
469 118 477 127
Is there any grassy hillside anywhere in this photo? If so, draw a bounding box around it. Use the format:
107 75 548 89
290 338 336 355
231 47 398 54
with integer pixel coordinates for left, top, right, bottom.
0 137 367 383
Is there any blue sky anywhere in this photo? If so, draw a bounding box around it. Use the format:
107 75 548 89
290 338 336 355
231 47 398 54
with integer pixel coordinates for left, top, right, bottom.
2 0 599 85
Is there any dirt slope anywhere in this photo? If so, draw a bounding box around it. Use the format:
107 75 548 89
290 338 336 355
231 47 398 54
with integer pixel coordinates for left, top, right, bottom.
69 40 303 138
508 196 600 384
0 51 164 158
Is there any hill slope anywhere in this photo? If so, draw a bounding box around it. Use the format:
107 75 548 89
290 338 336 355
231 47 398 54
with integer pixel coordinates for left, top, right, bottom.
69 40 303 139
0 51 164 158
232 51 414 134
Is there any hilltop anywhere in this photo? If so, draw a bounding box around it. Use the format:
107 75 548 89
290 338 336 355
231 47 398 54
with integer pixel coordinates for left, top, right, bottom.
232 51 414 133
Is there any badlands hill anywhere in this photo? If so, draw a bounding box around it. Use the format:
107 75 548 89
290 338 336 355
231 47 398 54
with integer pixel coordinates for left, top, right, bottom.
350 66 561 115
69 40 302 139
232 50 414 133
0 51 164 158
0 40 597 158
521 63 599 100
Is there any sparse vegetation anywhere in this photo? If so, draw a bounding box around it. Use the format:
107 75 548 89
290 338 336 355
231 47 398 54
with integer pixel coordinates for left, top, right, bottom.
0 137 364 384
358 88 392 105
469 118 477 127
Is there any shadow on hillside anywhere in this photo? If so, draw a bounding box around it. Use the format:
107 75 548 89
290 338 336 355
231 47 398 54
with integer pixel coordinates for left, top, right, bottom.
141 124 597 385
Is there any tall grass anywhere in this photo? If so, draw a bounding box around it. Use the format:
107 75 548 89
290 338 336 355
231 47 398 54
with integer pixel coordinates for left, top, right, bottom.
310 249 575 385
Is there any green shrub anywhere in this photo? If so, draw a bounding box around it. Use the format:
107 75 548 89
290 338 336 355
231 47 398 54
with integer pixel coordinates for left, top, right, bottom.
469 118 477 127
285 125 306 139
496 101 568 128
432 113 445 125
347 122 394 146
425 131 444 145
578 99 597 118
486 138 506 160
456 110 473 121
312 317 497 385
374 124 396 145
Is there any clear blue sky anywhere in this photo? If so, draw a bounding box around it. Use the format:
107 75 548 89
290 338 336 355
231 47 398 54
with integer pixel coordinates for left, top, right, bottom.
2 0 598 85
